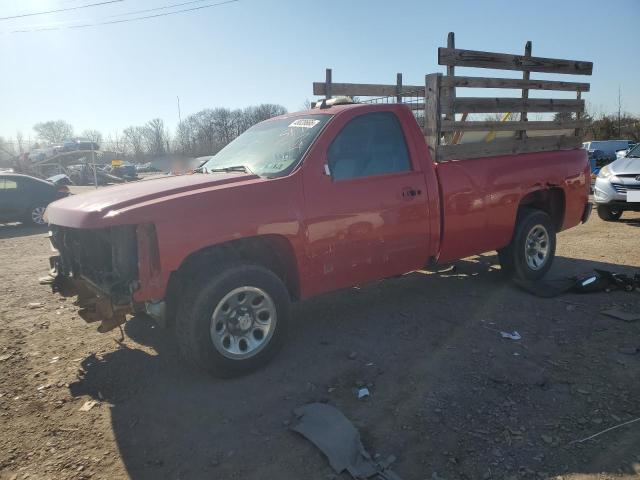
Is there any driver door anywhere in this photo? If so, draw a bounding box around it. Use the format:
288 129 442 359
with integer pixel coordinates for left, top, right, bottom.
302 109 431 296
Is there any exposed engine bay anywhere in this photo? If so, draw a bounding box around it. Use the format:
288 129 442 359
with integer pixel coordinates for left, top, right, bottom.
48 225 139 332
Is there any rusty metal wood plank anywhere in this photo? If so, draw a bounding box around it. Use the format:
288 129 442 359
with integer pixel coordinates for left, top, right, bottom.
438 47 593 75
437 135 583 161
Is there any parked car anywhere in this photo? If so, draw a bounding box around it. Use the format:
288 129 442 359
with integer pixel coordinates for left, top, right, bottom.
583 140 635 159
44 102 591 377
46 173 73 187
593 143 640 221
615 143 637 159
135 162 160 173
0 173 69 225
62 138 100 152
104 163 137 180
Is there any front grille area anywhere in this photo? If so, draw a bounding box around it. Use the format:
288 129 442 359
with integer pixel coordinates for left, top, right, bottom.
51 225 138 298
611 183 640 194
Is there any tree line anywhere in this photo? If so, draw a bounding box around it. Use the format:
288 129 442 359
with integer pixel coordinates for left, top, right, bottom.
2 103 640 166
0 103 287 164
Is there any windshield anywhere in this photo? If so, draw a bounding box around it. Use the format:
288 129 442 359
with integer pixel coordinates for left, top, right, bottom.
626 143 640 158
201 114 331 177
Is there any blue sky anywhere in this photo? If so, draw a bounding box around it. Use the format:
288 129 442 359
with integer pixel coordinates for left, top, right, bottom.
0 0 638 141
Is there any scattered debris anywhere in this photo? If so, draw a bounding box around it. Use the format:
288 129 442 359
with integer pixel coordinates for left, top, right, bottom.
79 400 98 412
357 388 370 399
569 417 640 444
0 353 12 362
601 308 640 323
500 331 521 341
515 269 640 298
541 434 554 445
291 403 402 479
27 302 43 309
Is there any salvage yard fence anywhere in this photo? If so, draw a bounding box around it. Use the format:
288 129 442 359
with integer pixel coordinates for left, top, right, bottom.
313 32 593 162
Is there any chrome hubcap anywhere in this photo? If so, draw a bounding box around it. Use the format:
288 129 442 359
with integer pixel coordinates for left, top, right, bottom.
31 206 46 225
210 286 276 360
524 224 549 270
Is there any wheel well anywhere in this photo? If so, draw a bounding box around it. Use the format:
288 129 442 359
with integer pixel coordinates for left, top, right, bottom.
518 187 565 231
164 235 300 325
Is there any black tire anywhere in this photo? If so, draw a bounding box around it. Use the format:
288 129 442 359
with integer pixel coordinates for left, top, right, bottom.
498 208 556 281
176 263 290 378
596 205 623 222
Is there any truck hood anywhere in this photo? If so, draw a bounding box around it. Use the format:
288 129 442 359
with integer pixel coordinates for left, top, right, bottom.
610 157 640 175
45 172 261 229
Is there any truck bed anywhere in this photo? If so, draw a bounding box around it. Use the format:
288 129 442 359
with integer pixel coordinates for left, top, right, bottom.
433 148 589 264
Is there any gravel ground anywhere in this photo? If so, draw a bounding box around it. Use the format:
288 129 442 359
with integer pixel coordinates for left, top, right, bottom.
1 208 639 480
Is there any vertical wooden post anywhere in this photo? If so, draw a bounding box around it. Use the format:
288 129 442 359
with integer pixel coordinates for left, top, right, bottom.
425 73 442 162
518 41 532 140
444 32 455 144
396 73 403 103
325 68 332 100
575 90 582 138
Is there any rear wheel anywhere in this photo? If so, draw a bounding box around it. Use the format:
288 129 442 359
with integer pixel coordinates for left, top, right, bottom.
597 205 623 222
176 263 290 378
498 208 556 281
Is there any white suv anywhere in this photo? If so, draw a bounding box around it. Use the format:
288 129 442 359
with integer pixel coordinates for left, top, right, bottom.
594 143 640 221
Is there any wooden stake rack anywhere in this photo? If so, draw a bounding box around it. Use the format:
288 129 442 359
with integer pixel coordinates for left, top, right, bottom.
313 32 592 162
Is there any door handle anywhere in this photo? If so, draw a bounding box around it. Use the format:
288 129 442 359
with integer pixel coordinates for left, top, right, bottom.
401 187 422 199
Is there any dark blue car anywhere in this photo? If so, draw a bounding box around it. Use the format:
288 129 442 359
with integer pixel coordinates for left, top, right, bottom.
0 174 69 225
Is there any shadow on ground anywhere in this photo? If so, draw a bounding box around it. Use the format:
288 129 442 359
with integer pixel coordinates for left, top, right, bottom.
0 222 48 240
69 254 640 479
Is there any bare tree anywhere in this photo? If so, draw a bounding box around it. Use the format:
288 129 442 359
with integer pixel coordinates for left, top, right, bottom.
106 132 127 155
143 118 167 157
123 126 146 162
81 129 103 145
16 131 24 153
33 120 74 144
175 103 287 157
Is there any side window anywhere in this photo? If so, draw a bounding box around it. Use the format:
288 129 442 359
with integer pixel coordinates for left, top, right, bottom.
0 178 18 190
328 112 411 181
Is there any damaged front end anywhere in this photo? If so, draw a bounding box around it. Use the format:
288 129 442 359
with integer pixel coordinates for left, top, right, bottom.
48 225 139 332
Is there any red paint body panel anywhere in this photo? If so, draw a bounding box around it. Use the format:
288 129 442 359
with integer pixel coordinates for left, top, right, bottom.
435 149 589 263
45 104 589 304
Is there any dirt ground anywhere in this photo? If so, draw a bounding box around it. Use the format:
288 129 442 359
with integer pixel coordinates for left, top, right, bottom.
1 207 639 480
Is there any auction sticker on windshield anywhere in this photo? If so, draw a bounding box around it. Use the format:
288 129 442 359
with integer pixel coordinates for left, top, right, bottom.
289 119 321 129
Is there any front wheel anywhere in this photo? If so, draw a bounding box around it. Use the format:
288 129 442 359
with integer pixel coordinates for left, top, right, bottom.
176 263 290 378
28 205 47 225
597 205 623 222
498 209 556 281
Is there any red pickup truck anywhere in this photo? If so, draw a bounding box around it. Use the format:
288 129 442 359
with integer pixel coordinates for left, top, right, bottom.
45 101 590 376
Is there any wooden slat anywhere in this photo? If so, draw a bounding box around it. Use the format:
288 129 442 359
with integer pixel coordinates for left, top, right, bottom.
440 76 590 92
312 82 424 98
325 68 332 99
438 48 593 75
436 135 582 161
440 120 587 132
446 97 584 114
